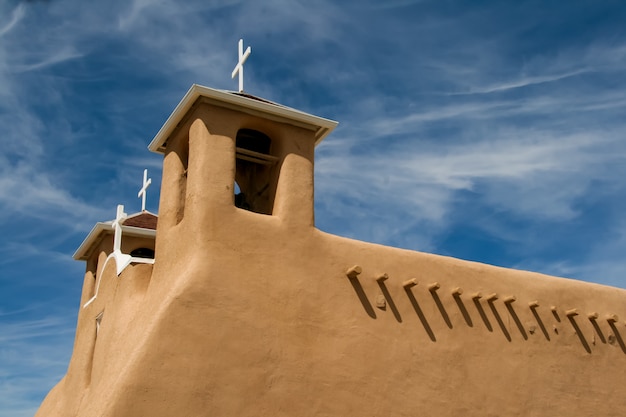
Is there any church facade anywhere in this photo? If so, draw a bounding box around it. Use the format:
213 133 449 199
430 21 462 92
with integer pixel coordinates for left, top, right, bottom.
36 84 626 417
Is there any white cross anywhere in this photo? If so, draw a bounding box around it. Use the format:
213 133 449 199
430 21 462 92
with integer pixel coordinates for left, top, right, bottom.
112 204 127 254
111 204 133 275
137 169 152 212
231 38 251 93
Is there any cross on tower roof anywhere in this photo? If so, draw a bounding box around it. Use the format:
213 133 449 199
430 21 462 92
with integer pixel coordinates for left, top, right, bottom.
137 169 152 212
231 38 251 93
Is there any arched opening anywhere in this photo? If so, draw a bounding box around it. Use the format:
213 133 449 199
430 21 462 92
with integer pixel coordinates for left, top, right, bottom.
130 247 155 259
235 129 278 214
236 128 271 155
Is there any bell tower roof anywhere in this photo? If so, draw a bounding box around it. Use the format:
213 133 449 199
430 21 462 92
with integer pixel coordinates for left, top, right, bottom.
147 84 338 154
72 210 157 261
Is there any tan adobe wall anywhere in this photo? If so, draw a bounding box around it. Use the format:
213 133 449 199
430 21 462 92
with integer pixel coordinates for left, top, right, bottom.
37 208 626 416
36 101 626 417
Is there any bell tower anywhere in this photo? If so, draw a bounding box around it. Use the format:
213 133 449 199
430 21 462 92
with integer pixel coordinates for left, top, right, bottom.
147 85 338 235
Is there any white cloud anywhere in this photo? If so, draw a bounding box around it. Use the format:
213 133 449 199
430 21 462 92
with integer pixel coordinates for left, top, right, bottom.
0 316 74 344
0 157 110 229
0 241 80 270
0 314 75 417
15 47 83 72
453 68 591 95
316 107 626 252
0 3 25 38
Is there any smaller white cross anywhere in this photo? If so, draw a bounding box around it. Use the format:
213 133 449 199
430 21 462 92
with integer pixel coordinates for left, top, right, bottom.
112 204 132 274
112 204 127 254
137 169 152 212
231 38 251 93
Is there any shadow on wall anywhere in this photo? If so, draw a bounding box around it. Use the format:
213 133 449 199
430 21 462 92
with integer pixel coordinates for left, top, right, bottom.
343 265 626 355
375 274 403 323
404 284 436 342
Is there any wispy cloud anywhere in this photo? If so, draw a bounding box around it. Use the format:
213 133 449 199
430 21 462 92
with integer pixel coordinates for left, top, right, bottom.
451 68 591 95
315 34 626 250
0 241 80 270
14 47 83 72
0 3 25 38
0 314 75 417
317 101 626 258
0 158 110 229
364 0 425 10
0 316 75 344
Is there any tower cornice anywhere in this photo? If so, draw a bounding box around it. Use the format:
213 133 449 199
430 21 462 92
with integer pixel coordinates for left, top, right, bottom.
148 84 338 154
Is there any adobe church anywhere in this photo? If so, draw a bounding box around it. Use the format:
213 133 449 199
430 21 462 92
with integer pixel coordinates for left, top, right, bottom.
36 41 626 417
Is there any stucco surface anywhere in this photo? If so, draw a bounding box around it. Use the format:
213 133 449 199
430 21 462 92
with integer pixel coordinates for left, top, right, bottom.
36 97 626 417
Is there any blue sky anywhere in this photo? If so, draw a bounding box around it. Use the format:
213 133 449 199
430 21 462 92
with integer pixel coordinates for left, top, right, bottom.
1 0 626 415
